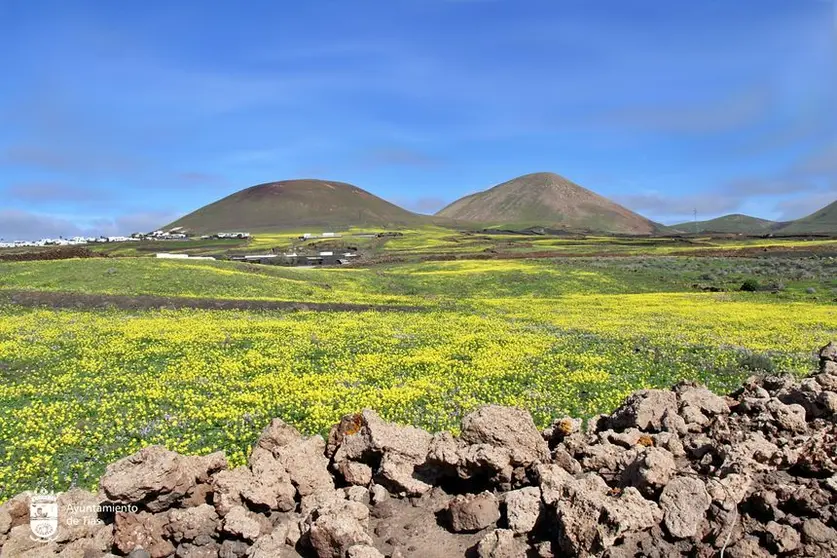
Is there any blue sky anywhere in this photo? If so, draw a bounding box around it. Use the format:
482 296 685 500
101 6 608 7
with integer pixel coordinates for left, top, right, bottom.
1 0 836 238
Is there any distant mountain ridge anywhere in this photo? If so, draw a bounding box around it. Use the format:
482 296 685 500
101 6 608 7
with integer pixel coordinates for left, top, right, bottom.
435 172 659 234
671 214 778 234
161 174 837 237
670 201 837 236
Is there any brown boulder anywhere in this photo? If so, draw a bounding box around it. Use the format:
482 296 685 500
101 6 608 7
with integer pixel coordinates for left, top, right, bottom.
448 492 500 533
101 446 226 513
113 511 174 558
460 405 549 466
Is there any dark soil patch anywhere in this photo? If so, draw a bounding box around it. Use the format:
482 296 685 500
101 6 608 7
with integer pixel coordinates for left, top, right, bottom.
0 290 423 313
0 246 106 262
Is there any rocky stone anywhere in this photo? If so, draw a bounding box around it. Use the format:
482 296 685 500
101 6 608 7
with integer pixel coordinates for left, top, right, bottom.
725 537 771 558
476 529 529 558
166 503 218 543
256 419 334 497
460 405 549 465
247 447 298 511
821 341 837 363
676 384 730 416
379 452 433 496
457 444 513 485
346 545 385 558
504 487 541 534
608 390 678 433
598 487 663 548
101 446 226 513
338 461 373 487
794 426 837 476
553 473 609 555
344 486 370 504
448 492 500 533
802 518 837 543
222 505 262 541
308 501 373 558
659 477 711 539
369 484 388 506
113 511 174 558
765 521 801 554
623 447 675 497
765 400 808 433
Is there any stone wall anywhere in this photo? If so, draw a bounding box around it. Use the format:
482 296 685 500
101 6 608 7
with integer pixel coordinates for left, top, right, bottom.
2 344 836 558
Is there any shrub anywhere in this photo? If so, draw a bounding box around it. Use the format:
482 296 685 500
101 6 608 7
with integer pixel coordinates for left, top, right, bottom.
740 279 760 292
739 352 776 374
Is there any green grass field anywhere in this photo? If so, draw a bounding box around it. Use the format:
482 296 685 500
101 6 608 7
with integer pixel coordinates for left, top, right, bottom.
0 239 836 500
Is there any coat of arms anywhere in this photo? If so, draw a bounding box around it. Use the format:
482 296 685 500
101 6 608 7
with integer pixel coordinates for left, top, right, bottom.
29 490 59 542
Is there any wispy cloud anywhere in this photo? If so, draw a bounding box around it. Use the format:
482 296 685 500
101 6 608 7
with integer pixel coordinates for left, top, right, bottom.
0 209 178 240
5 183 111 203
603 87 775 135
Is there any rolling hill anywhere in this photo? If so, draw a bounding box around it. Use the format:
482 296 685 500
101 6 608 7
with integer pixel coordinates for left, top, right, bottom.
435 172 658 234
776 200 837 235
165 179 430 234
671 214 778 235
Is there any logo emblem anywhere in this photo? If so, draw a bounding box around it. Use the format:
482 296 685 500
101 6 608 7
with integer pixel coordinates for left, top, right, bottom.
29 491 59 542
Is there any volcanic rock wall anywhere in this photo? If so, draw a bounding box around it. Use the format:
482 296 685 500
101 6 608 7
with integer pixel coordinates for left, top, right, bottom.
2 344 837 558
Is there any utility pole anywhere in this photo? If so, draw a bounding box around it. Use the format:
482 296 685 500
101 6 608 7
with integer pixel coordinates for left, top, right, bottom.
693 208 698 235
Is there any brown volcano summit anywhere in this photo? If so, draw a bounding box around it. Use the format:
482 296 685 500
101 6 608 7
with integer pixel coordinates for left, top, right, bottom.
436 172 658 234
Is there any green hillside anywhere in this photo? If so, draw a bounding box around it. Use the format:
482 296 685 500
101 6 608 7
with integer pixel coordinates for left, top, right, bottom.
671 214 778 234
777 200 837 235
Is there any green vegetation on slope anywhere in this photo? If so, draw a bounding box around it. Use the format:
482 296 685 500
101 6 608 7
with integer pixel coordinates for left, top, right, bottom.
778 200 837 235
670 214 778 234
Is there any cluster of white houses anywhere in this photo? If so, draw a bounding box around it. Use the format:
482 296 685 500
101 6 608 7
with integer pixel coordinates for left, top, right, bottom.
0 235 139 249
229 251 360 266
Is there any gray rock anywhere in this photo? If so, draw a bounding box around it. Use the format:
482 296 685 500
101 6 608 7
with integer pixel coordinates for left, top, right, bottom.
256 419 334 497
623 447 675 497
344 486 370 504
460 405 550 466
101 446 226 513
113 511 175 558
346 545 385 558
598 487 663 548
504 487 541 534
802 518 837 543
338 461 373 486
476 529 529 558
448 492 500 533
659 477 711 539
765 520 801 554
677 384 730 416
820 341 837 363
609 390 678 433
167 503 219 543
369 484 388 505
308 501 373 558
765 400 808 433
554 473 609 555
223 505 262 541
725 537 771 558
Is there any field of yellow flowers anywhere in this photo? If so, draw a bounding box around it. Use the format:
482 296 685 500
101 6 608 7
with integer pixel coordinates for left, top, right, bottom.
0 255 835 500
